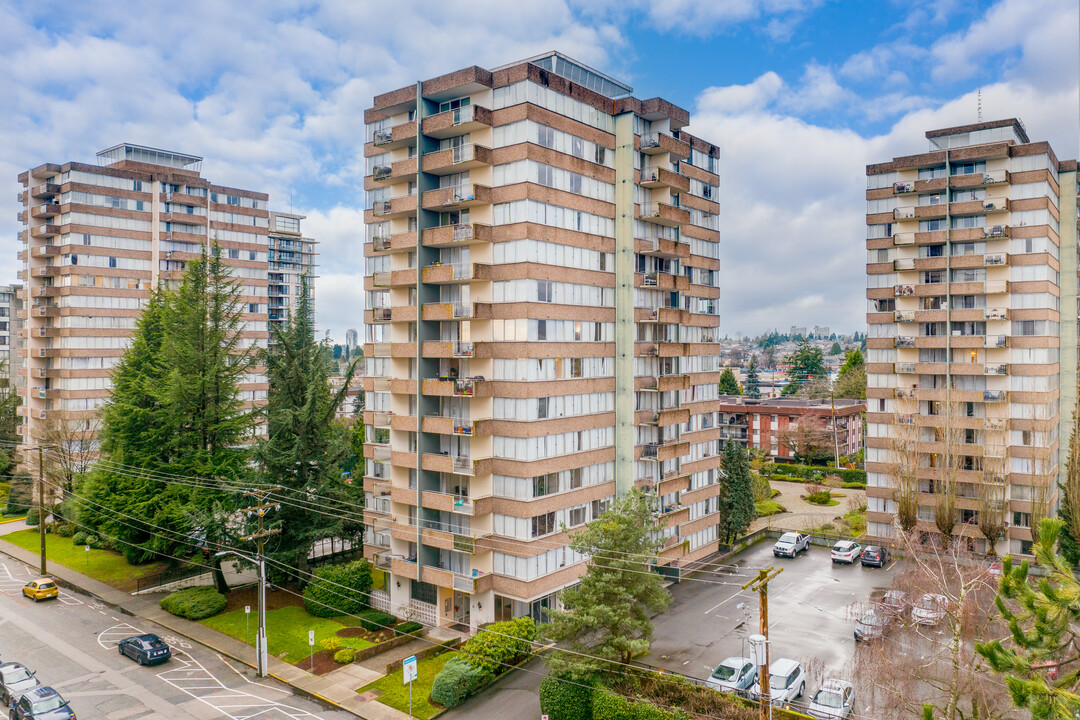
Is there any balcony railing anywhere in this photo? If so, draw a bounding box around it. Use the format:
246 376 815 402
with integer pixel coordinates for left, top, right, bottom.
372 165 392 181
372 307 392 321
985 334 1007 348
453 223 474 241
896 362 916 373
894 258 916 271
453 341 473 357
372 200 392 216
983 391 1006 402
894 181 916 194
983 170 1008 184
894 206 916 220
896 336 916 348
453 378 478 397
985 364 1007 376
986 307 1007 320
894 310 915 322
372 128 393 145
983 200 1007 212
984 225 1009 239
372 235 392 251
642 443 658 460
452 455 473 474
894 284 915 297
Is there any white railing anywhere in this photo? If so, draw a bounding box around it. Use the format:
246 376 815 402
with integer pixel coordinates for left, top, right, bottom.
452 223 474 241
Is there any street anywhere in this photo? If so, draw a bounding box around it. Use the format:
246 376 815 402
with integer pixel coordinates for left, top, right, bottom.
0 554 353 720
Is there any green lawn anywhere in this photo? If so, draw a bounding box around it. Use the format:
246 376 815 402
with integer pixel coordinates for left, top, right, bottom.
1 529 164 591
755 500 786 517
358 650 458 720
201 605 373 662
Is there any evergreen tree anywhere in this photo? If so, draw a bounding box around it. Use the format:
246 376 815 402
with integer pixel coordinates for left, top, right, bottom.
718 442 755 543
0 359 21 479
717 367 740 395
255 281 360 575
543 489 670 678
744 357 761 399
829 342 842 355
1059 387 1080 566
784 341 827 395
834 348 867 400
977 519 1080 717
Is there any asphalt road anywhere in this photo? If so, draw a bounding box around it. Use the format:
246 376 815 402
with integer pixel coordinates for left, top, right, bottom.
0 554 354 720
646 539 897 709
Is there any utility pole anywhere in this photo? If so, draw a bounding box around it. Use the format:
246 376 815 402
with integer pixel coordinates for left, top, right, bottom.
220 486 280 678
744 566 783 720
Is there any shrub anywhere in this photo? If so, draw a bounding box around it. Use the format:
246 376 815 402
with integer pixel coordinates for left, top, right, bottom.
429 656 491 708
822 474 843 489
459 616 536 674
86 535 104 549
72 531 88 546
394 621 424 637
53 522 75 537
593 691 673 720
24 507 40 526
0 482 9 507
754 500 785 517
806 490 833 506
358 609 397 632
751 473 772 503
772 462 866 486
159 585 227 620
302 559 374 618
4 475 32 515
539 675 595 720
333 647 355 664
841 481 865 490
320 636 343 652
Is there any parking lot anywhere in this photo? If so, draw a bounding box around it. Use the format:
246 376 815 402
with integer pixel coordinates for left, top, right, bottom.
647 537 897 707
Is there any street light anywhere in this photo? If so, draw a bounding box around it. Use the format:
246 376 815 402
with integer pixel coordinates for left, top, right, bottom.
216 549 268 677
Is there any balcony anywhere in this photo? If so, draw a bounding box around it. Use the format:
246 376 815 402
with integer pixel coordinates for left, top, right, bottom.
985 334 1008 348
893 181 916 194
894 284 915 297
30 183 61 199
371 231 418 253
421 261 489 284
370 307 392 322
895 362 916 373
984 252 1007 266
639 132 691 159
639 167 690 193
422 222 492 248
639 236 690 260
30 204 61 219
422 415 482 437
985 280 1008 294
894 310 915 322
421 377 488 397
372 164 392 181
895 336 916 348
983 199 1009 213
420 302 483 321
894 206 916 220
370 121 417 150
33 245 59 257
638 202 689 227
986 307 1008 321
984 225 1009 239
893 232 915 245
30 224 60 239
983 170 1008 185
422 105 493 139
985 364 1007 376
983 391 1007 402
421 183 491 211
421 144 492 175
893 258 916 271
372 271 391 288
370 195 415 219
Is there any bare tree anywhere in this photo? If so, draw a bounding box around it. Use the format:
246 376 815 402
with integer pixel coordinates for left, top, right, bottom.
1022 401 1057 545
41 416 100 496
777 419 832 465
892 389 920 533
977 425 1007 555
852 532 1014 720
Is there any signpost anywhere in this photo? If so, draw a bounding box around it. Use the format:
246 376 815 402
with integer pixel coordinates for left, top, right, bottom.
403 655 418 718
85 545 90 577
309 630 316 673
245 606 251 647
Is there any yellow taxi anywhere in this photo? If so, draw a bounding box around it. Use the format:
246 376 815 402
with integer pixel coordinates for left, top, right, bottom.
22 578 59 602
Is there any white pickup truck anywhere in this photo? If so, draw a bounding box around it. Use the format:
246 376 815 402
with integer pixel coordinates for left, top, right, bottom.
773 532 810 558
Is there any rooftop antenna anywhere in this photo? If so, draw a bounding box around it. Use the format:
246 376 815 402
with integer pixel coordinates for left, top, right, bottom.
977 73 983 122
290 189 294 213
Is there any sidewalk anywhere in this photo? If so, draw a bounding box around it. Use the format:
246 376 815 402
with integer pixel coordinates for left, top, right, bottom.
0 537 413 720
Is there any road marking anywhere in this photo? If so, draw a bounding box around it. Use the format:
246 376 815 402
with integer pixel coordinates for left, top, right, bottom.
705 591 750 615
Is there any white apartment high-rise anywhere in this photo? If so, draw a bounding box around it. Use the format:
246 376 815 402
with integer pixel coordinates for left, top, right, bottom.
865 119 1078 555
268 211 317 339
361 53 723 630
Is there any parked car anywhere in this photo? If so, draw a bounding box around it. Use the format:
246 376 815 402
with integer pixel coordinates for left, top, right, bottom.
881 590 908 618
860 545 889 568
706 656 757 695
21 579 58 603
773 532 810 558
854 608 889 642
807 679 855 719
912 593 949 626
117 635 171 666
8 687 75 720
750 658 806 707
830 541 863 564
0 664 40 707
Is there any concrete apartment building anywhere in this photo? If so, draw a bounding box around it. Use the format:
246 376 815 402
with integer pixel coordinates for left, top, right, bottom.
268 211 317 339
717 396 865 462
0 285 24 388
864 119 1078 555
361 52 722 630
16 143 272 453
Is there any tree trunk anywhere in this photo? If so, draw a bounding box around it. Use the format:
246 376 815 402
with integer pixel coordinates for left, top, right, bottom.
211 554 230 595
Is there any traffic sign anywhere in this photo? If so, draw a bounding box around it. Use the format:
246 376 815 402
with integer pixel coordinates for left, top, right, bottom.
245 605 251 614
403 655 418 684
309 630 316 646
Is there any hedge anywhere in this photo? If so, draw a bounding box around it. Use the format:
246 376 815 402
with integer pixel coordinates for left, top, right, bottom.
302 559 373 618
459 616 535 675
160 585 227 620
4 475 32 515
593 692 679 720
333 647 356 664
395 621 424 637
358 609 397 632
768 463 866 486
429 656 491 708
24 507 40 526
539 675 595 720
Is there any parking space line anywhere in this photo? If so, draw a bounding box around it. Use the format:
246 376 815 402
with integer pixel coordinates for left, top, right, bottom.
705 591 750 615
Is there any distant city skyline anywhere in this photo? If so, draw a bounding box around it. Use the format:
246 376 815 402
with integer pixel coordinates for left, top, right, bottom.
0 1 1076 343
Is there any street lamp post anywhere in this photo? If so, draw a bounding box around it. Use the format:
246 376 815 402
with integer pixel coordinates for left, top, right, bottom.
217 550 268 677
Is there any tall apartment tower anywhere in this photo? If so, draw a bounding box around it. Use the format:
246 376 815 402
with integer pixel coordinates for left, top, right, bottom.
361 53 722 630
267 211 318 338
16 143 272 452
0 285 24 388
865 119 1078 556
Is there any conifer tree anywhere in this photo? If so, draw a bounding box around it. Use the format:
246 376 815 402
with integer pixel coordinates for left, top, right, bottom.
744 356 761 399
718 442 755 543
718 367 740 395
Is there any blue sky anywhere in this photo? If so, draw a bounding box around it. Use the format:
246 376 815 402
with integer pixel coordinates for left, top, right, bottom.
1 0 1076 342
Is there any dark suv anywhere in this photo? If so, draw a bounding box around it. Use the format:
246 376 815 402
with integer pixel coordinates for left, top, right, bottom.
9 687 75 720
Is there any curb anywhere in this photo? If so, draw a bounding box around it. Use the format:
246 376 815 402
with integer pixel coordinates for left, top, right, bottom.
0 543 379 720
